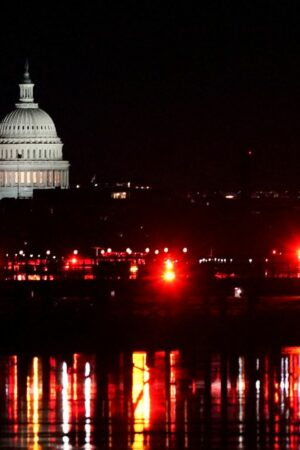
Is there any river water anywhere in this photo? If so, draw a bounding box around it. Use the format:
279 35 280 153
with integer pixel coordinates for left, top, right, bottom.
0 345 299 449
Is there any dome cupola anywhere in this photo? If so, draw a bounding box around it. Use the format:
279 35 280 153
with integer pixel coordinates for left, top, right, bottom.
0 61 59 139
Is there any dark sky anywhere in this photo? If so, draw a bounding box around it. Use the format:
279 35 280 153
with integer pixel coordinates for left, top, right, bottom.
1 2 300 190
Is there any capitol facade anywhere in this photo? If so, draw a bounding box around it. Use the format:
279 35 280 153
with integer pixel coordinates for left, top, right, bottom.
0 63 69 199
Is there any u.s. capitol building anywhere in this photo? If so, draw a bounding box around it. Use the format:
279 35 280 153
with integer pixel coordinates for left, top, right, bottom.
0 62 69 199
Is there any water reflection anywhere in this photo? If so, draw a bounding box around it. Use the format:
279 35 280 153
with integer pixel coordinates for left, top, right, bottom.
4 348 300 448
132 352 150 450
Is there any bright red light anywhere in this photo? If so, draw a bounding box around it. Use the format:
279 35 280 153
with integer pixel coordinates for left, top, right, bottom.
272 249 277 255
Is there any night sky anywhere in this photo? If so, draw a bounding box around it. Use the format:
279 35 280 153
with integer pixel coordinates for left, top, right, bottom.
1 3 300 190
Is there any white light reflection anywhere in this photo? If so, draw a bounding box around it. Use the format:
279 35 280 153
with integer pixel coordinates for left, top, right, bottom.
63 435 70 450
85 362 91 448
62 362 70 436
256 379 260 421
280 357 289 414
85 361 91 377
238 434 244 449
237 357 245 440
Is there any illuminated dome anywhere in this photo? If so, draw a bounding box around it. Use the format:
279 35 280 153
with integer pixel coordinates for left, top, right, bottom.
0 108 58 139
0 61 69 199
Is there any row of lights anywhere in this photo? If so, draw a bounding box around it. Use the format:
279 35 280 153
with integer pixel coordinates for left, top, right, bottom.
100 247 188 255
8 249 296 264
199 258 234 263
199 258 256 264
7 250 53 257
6 249 79 258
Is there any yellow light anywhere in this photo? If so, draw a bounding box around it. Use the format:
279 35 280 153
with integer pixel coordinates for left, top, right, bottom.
31 357 41 448
28 275 41 281
163 270 175 282
130 265 138 273
132 352 150 450
165 259 174 270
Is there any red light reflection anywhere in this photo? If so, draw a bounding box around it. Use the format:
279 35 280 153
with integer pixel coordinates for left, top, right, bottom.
8 356 18 436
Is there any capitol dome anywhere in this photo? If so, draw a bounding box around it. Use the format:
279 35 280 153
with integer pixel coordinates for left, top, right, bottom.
0 108 58 139
0 62 69 199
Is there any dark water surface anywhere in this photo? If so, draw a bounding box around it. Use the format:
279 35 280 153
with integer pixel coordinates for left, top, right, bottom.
0 344 299 449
